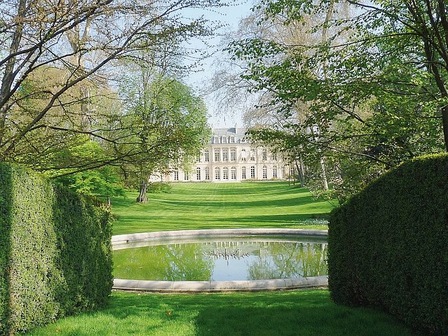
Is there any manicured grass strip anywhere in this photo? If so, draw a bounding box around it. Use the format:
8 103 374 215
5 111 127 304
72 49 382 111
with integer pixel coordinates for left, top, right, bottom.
111 182 336 235
26 290 413 336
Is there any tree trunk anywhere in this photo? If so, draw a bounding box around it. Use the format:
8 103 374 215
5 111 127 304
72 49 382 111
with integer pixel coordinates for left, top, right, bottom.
0 0 27 149
136 180 148 203
320 156 329 191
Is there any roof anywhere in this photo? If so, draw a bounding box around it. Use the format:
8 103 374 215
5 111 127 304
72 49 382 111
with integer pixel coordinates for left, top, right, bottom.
210 128 248 144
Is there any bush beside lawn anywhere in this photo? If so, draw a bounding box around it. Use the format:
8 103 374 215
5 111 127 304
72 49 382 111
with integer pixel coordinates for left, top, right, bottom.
329 154 448 335
0 163 113 335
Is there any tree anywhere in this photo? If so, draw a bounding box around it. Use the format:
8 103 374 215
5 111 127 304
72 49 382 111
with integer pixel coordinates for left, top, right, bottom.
55 166 125 206
225 0 446 200
0 0 225 173
118 73 210 202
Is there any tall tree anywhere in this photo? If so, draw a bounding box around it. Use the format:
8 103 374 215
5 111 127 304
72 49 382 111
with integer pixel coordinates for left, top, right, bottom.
118 73 210 202
225 0 446 199
0 0 225 171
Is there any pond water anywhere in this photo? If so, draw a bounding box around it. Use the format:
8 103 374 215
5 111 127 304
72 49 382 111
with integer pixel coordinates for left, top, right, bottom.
113 236 327 281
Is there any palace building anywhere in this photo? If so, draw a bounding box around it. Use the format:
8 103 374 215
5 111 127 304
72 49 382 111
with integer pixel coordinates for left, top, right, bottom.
162 127 290 182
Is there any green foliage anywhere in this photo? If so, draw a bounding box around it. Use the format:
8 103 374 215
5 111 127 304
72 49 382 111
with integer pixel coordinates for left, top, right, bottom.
228 0 446 200
54 166 125 201
0 163 12 335
117 74 210 193
328 154 448 335
0 163 113 334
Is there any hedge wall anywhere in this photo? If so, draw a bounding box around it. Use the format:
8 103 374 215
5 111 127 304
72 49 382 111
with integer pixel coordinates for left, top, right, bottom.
0 163 113 335
328 154 448 335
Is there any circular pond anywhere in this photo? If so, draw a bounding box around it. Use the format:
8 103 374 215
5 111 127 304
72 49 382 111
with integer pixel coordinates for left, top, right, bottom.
112 229 328 292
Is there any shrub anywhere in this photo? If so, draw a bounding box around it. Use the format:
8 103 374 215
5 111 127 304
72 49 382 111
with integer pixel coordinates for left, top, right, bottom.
328 154 448 335
0 163 112 334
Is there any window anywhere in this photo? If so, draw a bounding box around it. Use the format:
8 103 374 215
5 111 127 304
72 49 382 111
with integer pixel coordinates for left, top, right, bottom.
262 148 267 161
214 148 220 162
223 167 229 180
230 136 235 143
273 166 278 178
184 172 189 181
222 148 229 161
231 167 237 180
221 136 227 144
241 166 247 180
215 167 220 180
230 148 236 161
173 169 179 181
262 165 268 179
204 150 210 162
250 149 255 161
196 154 201 163
196 167 201 180
250 166 256 179
241 149 247 162
213 136 219 144
272 152 277 161
205 167 210 180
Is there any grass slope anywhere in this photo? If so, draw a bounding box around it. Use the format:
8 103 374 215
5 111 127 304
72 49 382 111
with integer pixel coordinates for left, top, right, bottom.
112 182 335 235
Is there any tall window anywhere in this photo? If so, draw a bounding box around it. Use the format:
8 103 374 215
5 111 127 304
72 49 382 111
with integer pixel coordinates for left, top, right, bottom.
230 148 236 161
222 148 229 161
250 166 256 179
241 149 247 162
215 167 220 180
273 166 278 178
262 148 267 161
205 167 210 180
242 166 247 180
231 167 237 180
223 167 229 180
262 165 268 179
196 167 201 180
250 149 255 161
272 152 277 161
173 169 179 181
214 148 220 162
204 150 210 162
184 172 189 181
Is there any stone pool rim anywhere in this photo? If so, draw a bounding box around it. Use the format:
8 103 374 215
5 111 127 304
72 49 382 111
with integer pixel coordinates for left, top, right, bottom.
112 228 328 292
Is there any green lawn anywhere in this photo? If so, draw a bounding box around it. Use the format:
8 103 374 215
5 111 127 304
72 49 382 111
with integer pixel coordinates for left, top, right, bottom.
27 291 413 336
112 182 335 235
24 182 416 335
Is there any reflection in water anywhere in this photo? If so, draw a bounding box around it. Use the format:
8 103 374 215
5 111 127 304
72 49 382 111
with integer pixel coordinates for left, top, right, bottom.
113 237 327 281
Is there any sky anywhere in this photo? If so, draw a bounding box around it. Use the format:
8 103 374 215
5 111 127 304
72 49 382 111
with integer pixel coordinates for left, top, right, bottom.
183 1 255 129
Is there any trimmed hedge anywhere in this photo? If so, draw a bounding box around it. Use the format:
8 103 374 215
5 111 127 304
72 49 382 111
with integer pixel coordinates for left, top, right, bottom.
0 163 112 335
328 154 448 335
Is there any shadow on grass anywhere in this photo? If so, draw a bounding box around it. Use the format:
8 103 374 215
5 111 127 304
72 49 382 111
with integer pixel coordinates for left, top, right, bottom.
171 182 301 196
209 213 330 224
102 291 414 336
26 291 416 335
161 194 318 209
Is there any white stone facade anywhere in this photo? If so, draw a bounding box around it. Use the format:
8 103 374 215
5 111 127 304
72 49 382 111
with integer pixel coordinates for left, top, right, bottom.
163 128 290 182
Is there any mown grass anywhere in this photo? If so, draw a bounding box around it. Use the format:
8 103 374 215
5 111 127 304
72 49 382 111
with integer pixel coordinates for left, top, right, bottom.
27 291 414 336
24 182 416 335
111 182 335 235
